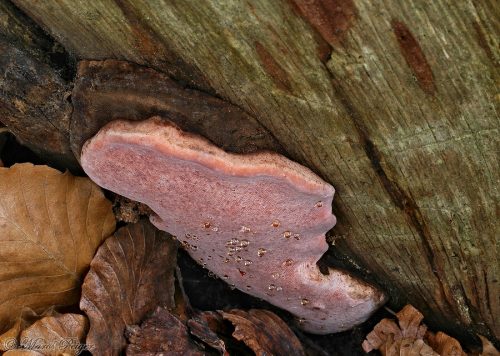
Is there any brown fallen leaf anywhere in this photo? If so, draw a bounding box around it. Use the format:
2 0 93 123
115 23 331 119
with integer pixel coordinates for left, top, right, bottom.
19 313 88 356
125 306 204 355
0 163 115 334
221 309 306 356
80 219 178 355
379 335 438 356
477 335 500 356
0 320 23 351
0 308 57 352
363 305 468 356
3 350 44 356
397 305 428 340
363 305 427 353
426 331 466 356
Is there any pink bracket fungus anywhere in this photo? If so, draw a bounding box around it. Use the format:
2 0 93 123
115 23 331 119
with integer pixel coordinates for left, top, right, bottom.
81 117 386 334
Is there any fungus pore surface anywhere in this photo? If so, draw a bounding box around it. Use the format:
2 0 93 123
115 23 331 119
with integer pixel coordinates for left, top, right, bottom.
81 117 385 333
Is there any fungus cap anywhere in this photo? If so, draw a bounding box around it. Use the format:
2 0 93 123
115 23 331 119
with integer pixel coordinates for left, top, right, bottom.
81 117 385 333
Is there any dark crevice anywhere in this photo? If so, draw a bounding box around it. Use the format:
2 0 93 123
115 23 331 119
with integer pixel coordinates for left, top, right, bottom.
0 132 49 168
1 0 76 82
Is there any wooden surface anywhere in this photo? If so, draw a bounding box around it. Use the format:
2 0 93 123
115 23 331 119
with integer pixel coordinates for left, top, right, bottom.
7 0 499 342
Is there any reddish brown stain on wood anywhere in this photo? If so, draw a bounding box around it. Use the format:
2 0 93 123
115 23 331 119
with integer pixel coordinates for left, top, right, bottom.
392 20 436 95
314 30 333 63
255 41 293 92
472 21 495 63
113 0 214 93
291 0 357 47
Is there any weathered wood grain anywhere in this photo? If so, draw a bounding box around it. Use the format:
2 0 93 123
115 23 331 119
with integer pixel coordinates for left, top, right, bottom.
11 0 499 342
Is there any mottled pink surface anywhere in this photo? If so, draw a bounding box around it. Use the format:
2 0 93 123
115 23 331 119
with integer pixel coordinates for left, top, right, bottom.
81 117 385 333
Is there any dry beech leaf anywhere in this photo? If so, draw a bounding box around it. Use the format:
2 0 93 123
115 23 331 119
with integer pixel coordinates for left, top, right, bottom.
363 305 468 356
0 308 58 352
221 309 306 356
0 319 23 351
80 219 178 355
125 307 204 356
362 305 428 353
397 305 428 340
19 313 88 356
478 335 500 356
0 309 38 351
0 163 115 334
3 350 44 356
426 331 466 356
380 336 438 356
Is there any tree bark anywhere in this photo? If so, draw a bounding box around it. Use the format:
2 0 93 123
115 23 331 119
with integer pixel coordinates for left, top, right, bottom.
3 0 499 343
0 0 79 172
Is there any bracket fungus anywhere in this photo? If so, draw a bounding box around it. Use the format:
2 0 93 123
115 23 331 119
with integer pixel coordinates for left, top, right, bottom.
81 117 385 334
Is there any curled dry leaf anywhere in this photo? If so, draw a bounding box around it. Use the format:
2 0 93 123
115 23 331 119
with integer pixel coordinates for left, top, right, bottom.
126 307 204 356
0 308 57 352
397 305 428 340
80 219 178 355
426 331 466 356
221 309 306 356
379 336 438 356
477 335 500 356
0 320 22 351
18 313 88 356
363 305 467 356
0 163 115 334
362 305 427 353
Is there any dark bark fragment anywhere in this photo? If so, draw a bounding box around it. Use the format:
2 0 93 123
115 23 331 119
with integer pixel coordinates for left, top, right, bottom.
222 309 306 356
126 307 205 356
188 312 228 355
71 60 284 159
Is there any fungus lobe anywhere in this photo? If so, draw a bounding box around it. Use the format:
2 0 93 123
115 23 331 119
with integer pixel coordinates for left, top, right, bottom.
81 117 385 334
